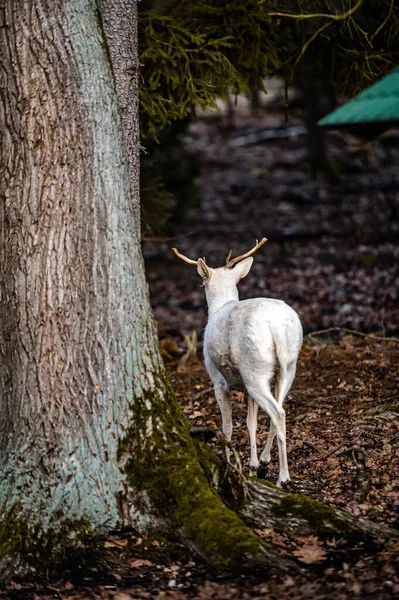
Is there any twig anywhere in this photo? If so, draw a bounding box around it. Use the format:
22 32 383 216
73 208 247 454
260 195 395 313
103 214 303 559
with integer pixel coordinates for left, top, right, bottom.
268 0 363 21
334 444 363 458
291 21 332 73
371 0 394 41
192 386 214 401
307 327 399 344
141 230 194 243
268 0 364 84
324 444 346 458
317 370 342 380
303 441 322 454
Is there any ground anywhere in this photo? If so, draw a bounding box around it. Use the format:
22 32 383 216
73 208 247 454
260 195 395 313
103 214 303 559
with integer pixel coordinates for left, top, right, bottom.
2 336 397 598
1 100 398 598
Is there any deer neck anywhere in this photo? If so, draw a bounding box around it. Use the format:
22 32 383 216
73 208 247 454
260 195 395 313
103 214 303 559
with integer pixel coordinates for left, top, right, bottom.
205 285 239 316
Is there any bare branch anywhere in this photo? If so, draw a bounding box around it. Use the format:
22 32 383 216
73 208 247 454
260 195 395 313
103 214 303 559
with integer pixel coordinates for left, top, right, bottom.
268 0 364 22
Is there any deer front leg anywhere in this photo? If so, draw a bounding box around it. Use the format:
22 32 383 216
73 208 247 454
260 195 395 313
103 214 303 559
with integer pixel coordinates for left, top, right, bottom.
214 385 232 442
214 384 232 465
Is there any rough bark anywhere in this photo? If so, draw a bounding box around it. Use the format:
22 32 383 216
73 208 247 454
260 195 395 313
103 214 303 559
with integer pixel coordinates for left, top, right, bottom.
0 0 161 560
97 0 141 226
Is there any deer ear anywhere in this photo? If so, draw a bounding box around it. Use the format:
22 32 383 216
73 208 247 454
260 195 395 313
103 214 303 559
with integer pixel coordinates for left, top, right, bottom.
234 257 253 281
197 258 211 281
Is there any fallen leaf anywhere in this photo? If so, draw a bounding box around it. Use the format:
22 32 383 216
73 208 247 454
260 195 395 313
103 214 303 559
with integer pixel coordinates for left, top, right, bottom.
134 537 144 545
65 581 74 590
293 538 327 564
131 558 153 568
283 575 296 587
104 538 128 548
351 580 362 595
253 527 274 538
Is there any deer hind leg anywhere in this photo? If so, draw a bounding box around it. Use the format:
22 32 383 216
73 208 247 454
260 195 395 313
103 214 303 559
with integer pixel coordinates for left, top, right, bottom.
260 421 277 464
244 378 289 486
259 378 280 464
276 360 297 405
246 395 259 475
259 361 297 465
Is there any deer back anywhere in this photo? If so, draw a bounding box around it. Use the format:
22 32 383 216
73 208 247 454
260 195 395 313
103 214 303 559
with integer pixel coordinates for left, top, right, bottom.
204 297 301 389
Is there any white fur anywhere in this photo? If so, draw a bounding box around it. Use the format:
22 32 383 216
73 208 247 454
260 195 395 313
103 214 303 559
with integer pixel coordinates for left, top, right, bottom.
198 257 302 486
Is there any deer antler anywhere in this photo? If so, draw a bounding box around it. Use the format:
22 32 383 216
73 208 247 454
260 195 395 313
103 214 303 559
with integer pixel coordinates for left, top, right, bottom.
172 248 207 265
225 237 268 269
172 247 199 265
172 247 210 279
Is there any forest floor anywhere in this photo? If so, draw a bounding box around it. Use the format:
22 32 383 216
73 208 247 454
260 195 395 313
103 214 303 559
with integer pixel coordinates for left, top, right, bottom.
3 336 398 599
2 104 399 598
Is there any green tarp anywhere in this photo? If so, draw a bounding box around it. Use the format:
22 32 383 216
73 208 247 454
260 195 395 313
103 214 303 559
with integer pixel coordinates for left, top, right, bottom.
318 67 399 129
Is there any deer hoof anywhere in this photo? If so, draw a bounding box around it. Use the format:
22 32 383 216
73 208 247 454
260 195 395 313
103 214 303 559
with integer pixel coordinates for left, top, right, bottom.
257 461 269 479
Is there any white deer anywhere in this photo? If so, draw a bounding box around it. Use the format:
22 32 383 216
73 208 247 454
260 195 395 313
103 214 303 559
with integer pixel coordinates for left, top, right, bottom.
172 238 302 486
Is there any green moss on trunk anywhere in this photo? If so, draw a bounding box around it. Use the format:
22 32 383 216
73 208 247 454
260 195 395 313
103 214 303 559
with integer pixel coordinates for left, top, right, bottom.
0 511 93 576
271 494 350 533
119 370 263 568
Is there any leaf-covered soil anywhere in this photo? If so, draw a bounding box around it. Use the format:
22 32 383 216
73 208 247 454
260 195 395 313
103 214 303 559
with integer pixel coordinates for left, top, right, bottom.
2 107 399 598
170 335 399 530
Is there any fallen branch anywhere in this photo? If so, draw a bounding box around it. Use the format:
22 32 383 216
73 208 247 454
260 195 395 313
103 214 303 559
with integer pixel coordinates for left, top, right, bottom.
189 426 218 442
230 125 306 148
307 327 399 344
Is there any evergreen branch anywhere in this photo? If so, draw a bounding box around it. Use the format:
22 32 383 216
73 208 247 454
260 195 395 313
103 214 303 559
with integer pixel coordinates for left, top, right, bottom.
371 0 395 41
291 21 332 74
348 17 373 49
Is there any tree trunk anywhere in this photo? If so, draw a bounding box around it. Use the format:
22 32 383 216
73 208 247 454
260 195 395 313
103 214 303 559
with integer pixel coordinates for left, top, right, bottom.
97 0 141 227
0 0 273 578
0 0 156 531
295 60 336 178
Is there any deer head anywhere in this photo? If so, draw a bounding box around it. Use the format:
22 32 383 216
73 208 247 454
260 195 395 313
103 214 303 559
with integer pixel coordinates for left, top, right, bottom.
172 238 268 314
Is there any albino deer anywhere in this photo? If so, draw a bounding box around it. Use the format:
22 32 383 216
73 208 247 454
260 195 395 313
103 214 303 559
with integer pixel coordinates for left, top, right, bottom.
172 238 302 486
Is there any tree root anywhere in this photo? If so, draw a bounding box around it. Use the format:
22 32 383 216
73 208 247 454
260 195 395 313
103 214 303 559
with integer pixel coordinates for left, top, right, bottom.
194 435 397 545
224 474 396 541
